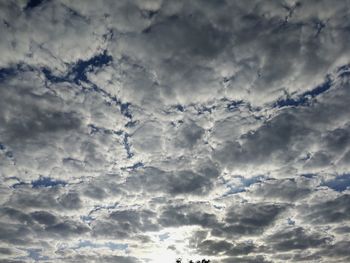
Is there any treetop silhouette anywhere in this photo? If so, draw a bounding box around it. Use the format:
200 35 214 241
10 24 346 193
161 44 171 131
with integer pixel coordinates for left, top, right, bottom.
176 259 210 263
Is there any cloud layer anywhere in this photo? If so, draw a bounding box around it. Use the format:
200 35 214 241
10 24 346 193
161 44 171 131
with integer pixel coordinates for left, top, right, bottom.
1 0 350 262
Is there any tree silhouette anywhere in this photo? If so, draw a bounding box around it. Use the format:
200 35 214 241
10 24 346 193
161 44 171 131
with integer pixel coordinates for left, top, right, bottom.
175 259 210 263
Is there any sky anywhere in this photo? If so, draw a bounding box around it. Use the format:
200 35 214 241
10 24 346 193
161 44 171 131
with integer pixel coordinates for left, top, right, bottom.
1 0 350 262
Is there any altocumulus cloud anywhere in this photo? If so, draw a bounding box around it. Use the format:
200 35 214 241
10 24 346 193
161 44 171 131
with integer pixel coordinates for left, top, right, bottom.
1 0 350 262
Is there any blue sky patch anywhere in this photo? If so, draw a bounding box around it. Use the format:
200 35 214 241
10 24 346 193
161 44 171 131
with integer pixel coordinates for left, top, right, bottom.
31 177 67 188
275 77 332 108
223 175 265 196
322 174 350 192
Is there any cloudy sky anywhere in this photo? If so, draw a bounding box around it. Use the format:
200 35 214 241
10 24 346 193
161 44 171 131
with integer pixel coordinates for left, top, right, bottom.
1 0 350 262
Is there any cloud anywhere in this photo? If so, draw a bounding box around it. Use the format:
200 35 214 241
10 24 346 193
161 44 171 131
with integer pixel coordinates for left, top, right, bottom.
247 178 312 201
265 226 331 251
1 0 350 262
214 203 287 237
92 209 159 239
300 194 350 224
193 238 257 257
159 204 218 228
124 161 219 196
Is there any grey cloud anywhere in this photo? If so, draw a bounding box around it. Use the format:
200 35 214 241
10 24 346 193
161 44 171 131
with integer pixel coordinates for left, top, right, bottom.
210 203 287 237
6 188 83 211
333 225 350 234
131 121 164 154
0 247 12 255
322 126 350 153
83 185 108 200
1 0 350 262
0 68 128 182
247 178 312 201
221 255 272 263
272 252 322 262
301 194 350 224
6 188 61 210
108 209 158 232
213 112 315 170
80 174 124 200
168 170 215 195
125 164 219 195
304 151 333 170
0 74 82 144
173 120 205 149
30 211 58 226
159 204 218 228
45 220 89 238
319 240 350 262
92 209 159 239
2 109 81 143
193 238 257 257
0 207 33 225
211 112 260 144
0 205 89 244
279 240 350 262
0 0 108 70
142 12 229 59
62 0 155 33
213 73 350 176
59 192 82 210
62 254 141 263
0 260 26 263
0 222 33 245
110 0 350 106
265 227 331 251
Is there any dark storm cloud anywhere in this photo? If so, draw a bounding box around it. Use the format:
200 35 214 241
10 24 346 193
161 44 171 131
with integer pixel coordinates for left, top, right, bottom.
1 0 350 262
